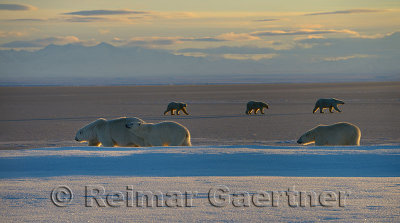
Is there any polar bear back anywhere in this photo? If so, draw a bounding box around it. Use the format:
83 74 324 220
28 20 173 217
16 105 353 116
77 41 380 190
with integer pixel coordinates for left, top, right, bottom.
167 102 186 109
127 121 191 146
315 123 360 145
315 98 344 107
145 121 190 146
298 122 361 146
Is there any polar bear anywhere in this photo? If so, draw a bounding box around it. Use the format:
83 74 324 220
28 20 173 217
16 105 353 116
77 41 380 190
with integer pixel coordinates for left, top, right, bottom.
125 120 191 146
164 102 189 115
75 117 145 147
313 98 345 113
246 101 269 115
297 122 361 146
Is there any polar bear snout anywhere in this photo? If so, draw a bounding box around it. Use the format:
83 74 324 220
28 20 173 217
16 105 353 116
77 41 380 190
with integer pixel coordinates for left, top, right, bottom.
75 136 80 141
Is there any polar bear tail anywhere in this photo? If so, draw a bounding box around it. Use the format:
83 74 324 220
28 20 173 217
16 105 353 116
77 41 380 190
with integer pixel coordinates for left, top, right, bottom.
182 132 192 146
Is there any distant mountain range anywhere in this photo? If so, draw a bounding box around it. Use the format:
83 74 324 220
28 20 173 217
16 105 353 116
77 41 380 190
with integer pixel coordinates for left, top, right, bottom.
0 36 399 85
0 43 264 85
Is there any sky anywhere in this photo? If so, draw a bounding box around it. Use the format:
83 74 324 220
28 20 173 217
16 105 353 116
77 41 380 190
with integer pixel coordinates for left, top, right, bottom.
0 0 399 84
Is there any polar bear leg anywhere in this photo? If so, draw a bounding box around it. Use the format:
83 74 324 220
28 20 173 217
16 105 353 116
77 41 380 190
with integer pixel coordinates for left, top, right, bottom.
169 140 180 146
329 106 333 113
312 106 319 113
88 139 101 146
319 107 324 113
171 109 175 115
181 135 191 146
99 138 114 147
142 140 153 147
96 129 115 147
176 109 181 115
147 137 164 146
348 129 360 145
333 105 341 112
254 108 259 114
169 136 186 146
314 137 326 146
181 107 189 115
164 109 170 115
260 108 265 114
349 136 360 146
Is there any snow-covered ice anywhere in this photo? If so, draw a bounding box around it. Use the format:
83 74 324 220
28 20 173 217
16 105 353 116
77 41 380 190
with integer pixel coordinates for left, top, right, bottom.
0 145 399 178
0 145 399 222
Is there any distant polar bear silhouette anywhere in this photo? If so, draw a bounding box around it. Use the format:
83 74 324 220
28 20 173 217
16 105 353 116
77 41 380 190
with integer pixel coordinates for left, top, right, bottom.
297 122 361 146
313 98 345 113
164 102 189 115
126 120 191 146
246 101 269 115
75 117 145 147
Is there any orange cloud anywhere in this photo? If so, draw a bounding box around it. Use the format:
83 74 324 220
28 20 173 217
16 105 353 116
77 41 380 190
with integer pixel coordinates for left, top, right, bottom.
323 54 376 62
0 30 26 37
1 36 98 48
252 29 360 36
216 32 260 41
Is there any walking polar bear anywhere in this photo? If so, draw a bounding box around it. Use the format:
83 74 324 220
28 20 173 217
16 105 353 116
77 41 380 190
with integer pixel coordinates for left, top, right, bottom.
164 102 189 115
297 122 361 146
126 120 191 147
313 98 345 113
246 101 269 115
75 117 145 147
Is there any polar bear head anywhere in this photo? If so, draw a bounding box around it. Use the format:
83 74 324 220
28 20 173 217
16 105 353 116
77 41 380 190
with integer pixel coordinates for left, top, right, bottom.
125 120 149 138
75 118 107 142
296 127 318 145
260 102 269 109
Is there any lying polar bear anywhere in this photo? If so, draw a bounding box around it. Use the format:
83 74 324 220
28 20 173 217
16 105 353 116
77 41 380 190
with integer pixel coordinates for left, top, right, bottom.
75 117 145 147
297 122 361 146
164 102 189 115
246 101 269 115
126 120 191 146
313 98 345 113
